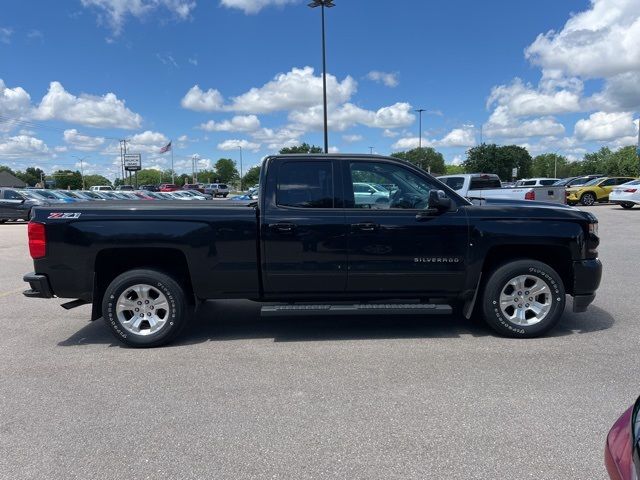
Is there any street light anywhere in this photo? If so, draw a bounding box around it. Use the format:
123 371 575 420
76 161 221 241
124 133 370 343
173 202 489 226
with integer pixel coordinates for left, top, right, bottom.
308 0 335 154
72 155 89 189
415 108 426 150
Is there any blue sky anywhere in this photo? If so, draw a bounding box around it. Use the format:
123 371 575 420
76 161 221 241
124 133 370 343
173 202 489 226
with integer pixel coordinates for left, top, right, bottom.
0 0 639 180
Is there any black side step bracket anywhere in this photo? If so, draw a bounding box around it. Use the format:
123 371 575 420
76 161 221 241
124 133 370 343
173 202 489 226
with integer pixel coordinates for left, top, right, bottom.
261 303 452 317
61 299 90 310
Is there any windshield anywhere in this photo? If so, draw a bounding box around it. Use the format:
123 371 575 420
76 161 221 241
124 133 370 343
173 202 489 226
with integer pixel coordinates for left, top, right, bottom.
32 190 58 199
582 178 602 187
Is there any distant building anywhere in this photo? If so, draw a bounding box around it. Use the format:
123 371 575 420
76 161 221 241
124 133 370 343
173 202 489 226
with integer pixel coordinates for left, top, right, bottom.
0 171 27 188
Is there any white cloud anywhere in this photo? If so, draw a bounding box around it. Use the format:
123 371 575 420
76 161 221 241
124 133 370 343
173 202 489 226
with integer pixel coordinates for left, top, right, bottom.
484 106 565 139
250 127 304 151
228 66 356 113
178 134 189 142
289 102 414 131
574 111 637 141
199 115 261 132
451 155 464 166
342 134 363 143
0 27 12 44
391 137 427 150
0 79 32 131
525 0 640 79
328 146 339 153
366 71 399 88
219 0 298 14
34 81 142 129
0 135 51 159
63 129 106 151
127 130 170 153
180 85 224 112
80 0 196 35
382 129 399 138
217 139 261 152
436 128 476 148
487 77 582 118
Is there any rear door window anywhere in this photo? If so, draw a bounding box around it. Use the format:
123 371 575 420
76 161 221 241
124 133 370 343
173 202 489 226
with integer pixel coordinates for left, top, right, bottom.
441 177 465 190
277 161 334 208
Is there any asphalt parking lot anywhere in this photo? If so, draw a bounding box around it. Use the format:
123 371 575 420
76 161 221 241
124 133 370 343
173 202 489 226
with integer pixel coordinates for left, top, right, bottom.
0 205 638 480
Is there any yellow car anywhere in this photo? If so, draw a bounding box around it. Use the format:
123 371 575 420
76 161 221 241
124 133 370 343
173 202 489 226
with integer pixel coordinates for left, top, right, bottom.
566 176 637 206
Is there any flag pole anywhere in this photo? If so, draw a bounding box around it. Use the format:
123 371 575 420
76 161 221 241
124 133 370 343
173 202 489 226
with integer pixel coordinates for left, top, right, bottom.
171 140 175 184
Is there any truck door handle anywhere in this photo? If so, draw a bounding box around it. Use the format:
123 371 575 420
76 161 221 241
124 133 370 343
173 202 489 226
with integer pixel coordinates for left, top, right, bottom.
351 222 378 231
270 223 295 233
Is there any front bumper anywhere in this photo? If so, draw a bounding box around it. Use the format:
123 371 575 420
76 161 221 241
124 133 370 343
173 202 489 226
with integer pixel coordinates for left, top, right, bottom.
23 272 53 298
572 259 602 312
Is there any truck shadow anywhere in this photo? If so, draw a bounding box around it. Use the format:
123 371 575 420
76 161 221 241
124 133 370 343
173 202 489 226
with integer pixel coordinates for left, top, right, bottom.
58 299 614 347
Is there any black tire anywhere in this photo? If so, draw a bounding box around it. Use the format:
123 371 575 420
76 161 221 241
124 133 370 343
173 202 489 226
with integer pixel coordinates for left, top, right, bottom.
223 194 228 198
481 260 566 338
102 269 189 347
580 192 596 206
621 203 634 209
0 219 6 224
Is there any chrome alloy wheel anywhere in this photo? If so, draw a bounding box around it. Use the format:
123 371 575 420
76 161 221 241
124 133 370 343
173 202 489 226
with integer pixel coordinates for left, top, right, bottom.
115 284 170 336
499 274 552 326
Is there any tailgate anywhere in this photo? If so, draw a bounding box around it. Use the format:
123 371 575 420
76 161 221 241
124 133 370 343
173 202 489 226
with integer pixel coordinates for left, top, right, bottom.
531 186 565 204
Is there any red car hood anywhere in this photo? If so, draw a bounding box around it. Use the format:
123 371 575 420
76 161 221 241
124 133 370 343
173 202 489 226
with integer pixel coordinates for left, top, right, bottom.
606 405 635 480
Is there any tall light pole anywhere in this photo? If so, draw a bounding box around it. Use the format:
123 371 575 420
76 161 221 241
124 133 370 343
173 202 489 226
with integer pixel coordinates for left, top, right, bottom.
369 146 374 154
238 145 244 191
72 155 88 189
308 0 335 154
414 108 426 150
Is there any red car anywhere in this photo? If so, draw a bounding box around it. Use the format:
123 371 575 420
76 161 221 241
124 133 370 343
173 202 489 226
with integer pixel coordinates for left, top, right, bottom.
159 183 179 192
183 183 205 193
605 396 639 480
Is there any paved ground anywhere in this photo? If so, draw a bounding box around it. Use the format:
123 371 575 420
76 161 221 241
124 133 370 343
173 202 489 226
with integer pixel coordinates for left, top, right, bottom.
0 205 638 479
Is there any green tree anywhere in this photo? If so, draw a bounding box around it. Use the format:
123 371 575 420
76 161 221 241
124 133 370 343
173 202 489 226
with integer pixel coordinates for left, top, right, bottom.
279 143 323 154
83 174 112 188
444 164 465 175
133 169 163 186
390 147 446 175
52 170 83 189
15 167 45 186
197 169 217 184
215 158 239 183
463 144 532 180
242 166 261 188
531 153 570 178
608 146 639 176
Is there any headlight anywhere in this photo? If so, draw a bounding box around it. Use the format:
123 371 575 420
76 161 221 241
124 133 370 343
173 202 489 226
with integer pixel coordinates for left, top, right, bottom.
589 222 598 236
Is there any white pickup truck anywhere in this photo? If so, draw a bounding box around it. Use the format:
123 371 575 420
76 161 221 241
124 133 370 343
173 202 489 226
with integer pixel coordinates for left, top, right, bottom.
438 173 566 204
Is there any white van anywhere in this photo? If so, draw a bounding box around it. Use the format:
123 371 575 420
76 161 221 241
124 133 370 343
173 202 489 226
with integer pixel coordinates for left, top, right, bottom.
90 185 114 191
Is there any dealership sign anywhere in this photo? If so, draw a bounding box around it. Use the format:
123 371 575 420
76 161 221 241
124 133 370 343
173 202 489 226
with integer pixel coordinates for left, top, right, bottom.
124 153 142 171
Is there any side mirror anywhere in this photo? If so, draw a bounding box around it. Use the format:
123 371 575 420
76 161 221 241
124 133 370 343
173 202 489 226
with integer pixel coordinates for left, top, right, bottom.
428 190 451 212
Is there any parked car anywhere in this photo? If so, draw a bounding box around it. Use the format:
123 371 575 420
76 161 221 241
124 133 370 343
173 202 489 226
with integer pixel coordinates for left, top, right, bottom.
605 395 639 480
204 183 230 197
89 185 113 191
438 173 566 204
0 188 49 222
609 179 640 209
182 183 205 194
159 183 180 192
116 185 135 191
139 185 159 192
182 190 212 200
23 154 602 347
353 182 390 208
566 176 637 206
26 190 70 204
554 175 605 187
515 178 560 187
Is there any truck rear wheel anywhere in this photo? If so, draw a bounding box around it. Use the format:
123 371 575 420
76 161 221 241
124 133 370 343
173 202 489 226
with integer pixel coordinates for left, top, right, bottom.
102 269 189 347
481 260 565 338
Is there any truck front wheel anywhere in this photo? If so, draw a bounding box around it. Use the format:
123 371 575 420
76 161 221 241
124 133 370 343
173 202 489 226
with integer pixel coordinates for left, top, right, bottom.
102 269 189 347
481 260 566 338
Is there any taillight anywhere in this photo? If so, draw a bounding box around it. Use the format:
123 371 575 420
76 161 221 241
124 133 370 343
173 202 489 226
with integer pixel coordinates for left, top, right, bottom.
525 190 536 200
28 222 46 259
624 189 637 193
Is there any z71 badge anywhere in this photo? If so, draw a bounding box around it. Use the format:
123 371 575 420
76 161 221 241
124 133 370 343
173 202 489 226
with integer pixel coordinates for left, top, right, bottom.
47 212 82 219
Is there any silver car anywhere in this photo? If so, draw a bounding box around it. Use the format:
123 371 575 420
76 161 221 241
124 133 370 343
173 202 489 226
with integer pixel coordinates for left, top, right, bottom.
204 183 229 198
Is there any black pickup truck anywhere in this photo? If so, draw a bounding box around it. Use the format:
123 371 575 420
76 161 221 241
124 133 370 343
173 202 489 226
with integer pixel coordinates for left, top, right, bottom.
23 154 602 347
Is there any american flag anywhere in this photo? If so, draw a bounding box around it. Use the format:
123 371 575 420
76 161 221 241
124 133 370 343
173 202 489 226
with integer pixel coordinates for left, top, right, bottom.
159 141 172 153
